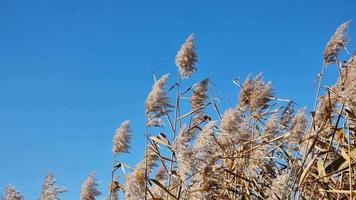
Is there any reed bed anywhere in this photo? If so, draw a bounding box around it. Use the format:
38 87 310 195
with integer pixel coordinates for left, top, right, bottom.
2 21 356 200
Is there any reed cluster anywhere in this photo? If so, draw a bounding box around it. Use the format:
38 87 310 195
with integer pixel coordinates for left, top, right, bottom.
2 21 356 200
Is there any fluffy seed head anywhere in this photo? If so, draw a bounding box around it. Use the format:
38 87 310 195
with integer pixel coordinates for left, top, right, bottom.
219 108 250 146
190 79 209 111
264 113 279 138
323 21 351 64
289 108 307 147
145 74 171 127
80 173 101 200
3 185 22 200
172 128 194 180
175 34 197 79
112 120 132 154
39 173 66 200
238 74 273 114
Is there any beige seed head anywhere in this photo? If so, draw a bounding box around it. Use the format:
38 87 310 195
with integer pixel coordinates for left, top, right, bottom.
175 34 197 79
323 21 351 64
289 108 307 147
80 172 101 200
145 74 170 127
112 120 132 154
39 173 66 200
3 185 22 200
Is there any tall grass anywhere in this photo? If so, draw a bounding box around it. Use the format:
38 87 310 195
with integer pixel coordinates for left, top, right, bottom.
2 21 356 200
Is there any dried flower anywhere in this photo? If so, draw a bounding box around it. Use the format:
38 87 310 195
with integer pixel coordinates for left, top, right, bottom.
80 173 101 200
3 185 22 200
289 108 307 148
190 79 209 111
175 34 197 79
145 74 171 127
219 108 250 147
123 145 158 200
280 101 295 129
112 120 132 154
323 21 351 64
315 93 336 128
264 113 279 138
39 173 66 200
172 128 194 180
238 74 273 114
194 121 217 157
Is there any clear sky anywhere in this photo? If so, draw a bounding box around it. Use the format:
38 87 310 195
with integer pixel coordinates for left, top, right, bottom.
0 0 355 199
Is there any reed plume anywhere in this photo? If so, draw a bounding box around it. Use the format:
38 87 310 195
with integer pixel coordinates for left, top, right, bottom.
3 185 22 200
323 21 351 64
39 173 66 200
219 108 250 147
238 74 273 114
123 145 158 200
80 173 101 200
175 34 197 79
112 120 132 154
145 74 171 127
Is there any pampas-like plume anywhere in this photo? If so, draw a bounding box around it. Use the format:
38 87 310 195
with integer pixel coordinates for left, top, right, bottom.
219 108 250 147
190 79 209 111
289 108 307 148
145 74 171 127
3 185 22 200
80 173 101 200
314 93 336 128
238 74 273 114
112 120 132 154
123 145 158 200
39 173 66 200
250 77 273 114
193 121 217 160
175 34 197 79
172 128 194 180
323 21 351 64
280 101 295 129
264 113 279 139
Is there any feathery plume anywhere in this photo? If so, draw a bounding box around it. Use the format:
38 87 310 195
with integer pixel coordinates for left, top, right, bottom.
194 121 217 158
175 34 197 79
190 79 209 127
238 75 254 109
314 93 336 128
280 101 295 129
219 108 250 147
264 113 279 138
289 108 307 148
80 173 101 200
123 145 158 200
172 128 194 180
145 74 171 127
238 74 273 114
3 185 22 200
39 173 66 200
323 21 351 64
190 79 209 111
112 120 132 154
249 76 273 113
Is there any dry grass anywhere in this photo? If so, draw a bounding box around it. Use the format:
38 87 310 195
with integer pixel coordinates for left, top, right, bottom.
2 21 356 200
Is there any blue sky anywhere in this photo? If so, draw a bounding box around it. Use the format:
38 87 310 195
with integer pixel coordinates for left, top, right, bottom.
0 0 355 199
